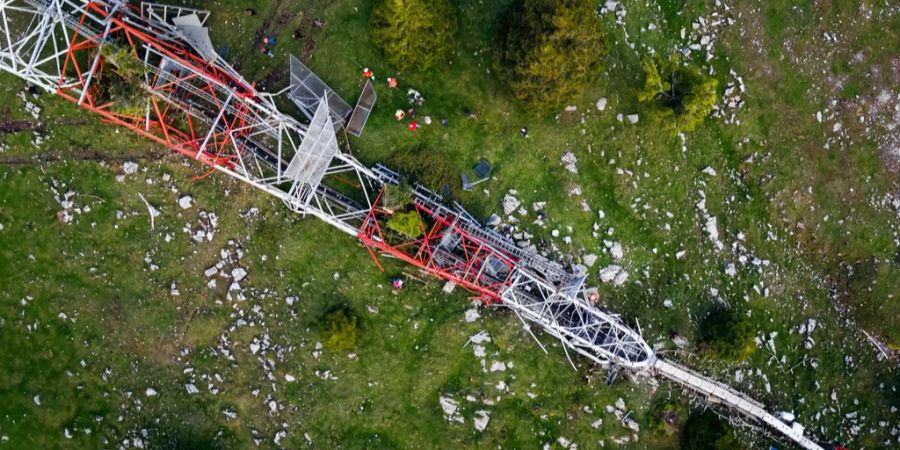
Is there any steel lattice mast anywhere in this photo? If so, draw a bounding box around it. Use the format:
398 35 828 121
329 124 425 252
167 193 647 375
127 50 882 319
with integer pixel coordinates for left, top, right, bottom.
0 2 823 449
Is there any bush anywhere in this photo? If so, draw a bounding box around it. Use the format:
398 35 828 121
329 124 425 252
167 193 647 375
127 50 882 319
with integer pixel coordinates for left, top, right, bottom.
638 54 718 133
372 0 458 71
496 0 607 114
381 182 414 212
389 147 457 192
386 211 424 238
697 305 755 361
680 410 741 450
648 398 687 436
322 307 359 351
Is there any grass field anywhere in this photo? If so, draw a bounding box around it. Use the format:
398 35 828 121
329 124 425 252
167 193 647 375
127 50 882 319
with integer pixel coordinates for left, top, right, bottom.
0 0 898 448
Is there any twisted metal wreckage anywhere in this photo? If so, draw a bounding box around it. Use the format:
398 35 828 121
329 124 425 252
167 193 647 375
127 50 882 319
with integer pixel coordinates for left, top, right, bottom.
0 1 824 448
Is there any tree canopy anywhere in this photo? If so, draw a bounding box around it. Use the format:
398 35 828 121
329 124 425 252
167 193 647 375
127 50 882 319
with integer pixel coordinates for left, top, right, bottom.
697 305 755 361
386 211 425 238
496 0 607 114
638 54 719 133
372 0 458 71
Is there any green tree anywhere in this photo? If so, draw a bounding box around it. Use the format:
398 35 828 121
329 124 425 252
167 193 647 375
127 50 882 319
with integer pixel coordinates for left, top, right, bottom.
322 307 359 351
638 54 719 133
680 410 742 450
648 397 688 436
389 146 457 193
372 0 458 71
496 0 607 114
697 305 755 361
386 211 424 238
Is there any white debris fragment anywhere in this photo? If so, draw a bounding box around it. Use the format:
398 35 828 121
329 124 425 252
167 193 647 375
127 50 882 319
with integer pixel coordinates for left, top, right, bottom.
284 374 296 382
490 361 507 372
626 114 639 124
249 343 261 355
702 166 717 176
177 195 194 210
675 249 686 260
185 383 199 394
583 253 598 267
464 308 480 323
123 161 139 175
33 395 40 406
596 98 607 111
144 388 158 397
705 216 724 250
474 410 490 431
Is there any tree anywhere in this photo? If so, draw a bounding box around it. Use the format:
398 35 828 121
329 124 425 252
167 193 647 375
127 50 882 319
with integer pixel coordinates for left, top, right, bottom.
322 307 359 351
638 54 719 133
386 211 424 238
697 305 755 361
372 0 458 71
496 0 607 114
680 410 742 450
648 397 688 436
389 146 457 193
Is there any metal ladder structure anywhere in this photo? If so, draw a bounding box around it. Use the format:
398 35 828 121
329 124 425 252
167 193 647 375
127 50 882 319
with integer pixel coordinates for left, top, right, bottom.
0 2 823 449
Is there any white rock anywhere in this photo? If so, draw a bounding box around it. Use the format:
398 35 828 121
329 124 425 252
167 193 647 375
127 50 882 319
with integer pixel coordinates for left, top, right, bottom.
725 263 737 277
596 98 608 111
609 242 623 260
626 114 639 124
502 192 520 215
123 161 139 174
185 383 199 394
474 410 490 431
231 267 248 282
663 299 673 308
564 105 577 112
583 254 598 267
439 396 463 423
489 361 507 372
599 265 622 283
464 308 480 323
33 395 40 406
284 374 296 382
675 250 686 260
145 388 157 397
177 195 194 209
249 343 260 354
702 166 717 176
613 270 629 286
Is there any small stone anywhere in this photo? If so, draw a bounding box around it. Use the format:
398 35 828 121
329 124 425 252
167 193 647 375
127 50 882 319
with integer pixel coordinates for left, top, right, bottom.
177 195 194 209
185 383 199 394
564 105 577 112
284 374 296 382
464 308 480 323
145 388 157 397
474 410 490 431
583 254 598 267
123 161 139 175
626 114 639 124
596 98 607 111
231 267 248 282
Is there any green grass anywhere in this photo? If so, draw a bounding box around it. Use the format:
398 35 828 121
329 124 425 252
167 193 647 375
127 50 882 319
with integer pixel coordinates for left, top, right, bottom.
0 0 898 449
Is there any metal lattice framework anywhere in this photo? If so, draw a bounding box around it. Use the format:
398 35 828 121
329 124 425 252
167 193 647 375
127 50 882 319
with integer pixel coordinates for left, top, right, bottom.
0 2 823 449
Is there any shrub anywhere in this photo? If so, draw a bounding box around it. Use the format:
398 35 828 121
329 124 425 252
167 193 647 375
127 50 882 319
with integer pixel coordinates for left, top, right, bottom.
372 0 458 71
638 54 719 133
389 147 456 192
381 182 414 212
322 307 359 351
697 305 755 361
386 211 424 238
496 0 607 114
648 398 687 436
680 410 741 450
